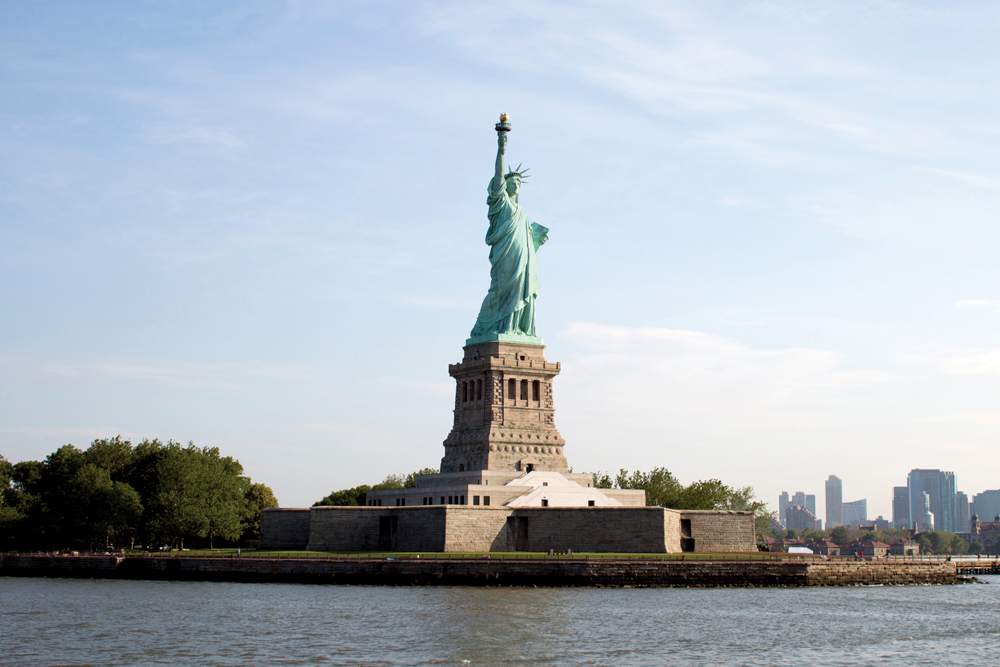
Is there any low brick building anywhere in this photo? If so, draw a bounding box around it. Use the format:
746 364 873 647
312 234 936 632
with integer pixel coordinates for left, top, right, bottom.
842 540 890 558
890 539 919 556
806 539 840 556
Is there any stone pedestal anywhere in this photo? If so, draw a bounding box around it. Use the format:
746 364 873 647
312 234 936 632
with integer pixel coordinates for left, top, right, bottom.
441 341 567 473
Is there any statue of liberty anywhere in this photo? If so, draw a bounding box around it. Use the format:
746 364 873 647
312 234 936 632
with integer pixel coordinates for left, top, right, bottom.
469 114 549 342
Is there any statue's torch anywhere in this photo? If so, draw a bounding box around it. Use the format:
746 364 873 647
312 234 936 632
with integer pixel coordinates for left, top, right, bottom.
495 112 511 133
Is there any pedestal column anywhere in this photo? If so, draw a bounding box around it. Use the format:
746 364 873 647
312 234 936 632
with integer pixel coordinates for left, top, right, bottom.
441 341 567 473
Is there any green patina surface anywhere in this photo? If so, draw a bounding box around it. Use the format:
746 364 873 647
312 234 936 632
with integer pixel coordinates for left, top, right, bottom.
470 117 548 341
465 332 544 346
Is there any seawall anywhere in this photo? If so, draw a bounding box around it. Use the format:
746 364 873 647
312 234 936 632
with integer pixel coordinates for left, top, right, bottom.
0 555 967 587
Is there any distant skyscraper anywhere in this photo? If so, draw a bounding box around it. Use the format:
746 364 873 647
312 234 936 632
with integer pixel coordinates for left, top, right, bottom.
806 494 816 517
908 469 958 532
791 491 806 508
972 490 1000 522
893 486 910 529
955 491 971 533
940 472 957 532
826 475 843 528
779 491 790 526
842 499 867 527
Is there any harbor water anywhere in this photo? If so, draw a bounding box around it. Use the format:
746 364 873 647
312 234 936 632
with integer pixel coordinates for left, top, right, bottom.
2 575 998 666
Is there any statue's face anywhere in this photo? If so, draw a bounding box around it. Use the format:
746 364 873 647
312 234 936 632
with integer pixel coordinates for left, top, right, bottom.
506 177 521 197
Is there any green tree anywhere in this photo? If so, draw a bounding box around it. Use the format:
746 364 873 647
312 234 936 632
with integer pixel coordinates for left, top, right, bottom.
243 482 279 542
71 464 142 550
83 436 134 478
405 468 438 487
800 529 825 542
969 541 985 555
609 468 685 508
139 441 212 548
199 448 248 549
37 445 88 548
0 455 25 549
2 438 269 552
829 525 852 545
7 460 43 549
137 442 252 549
0 455 12 502
915 531 966 555
314 485 372 507
676 479 732 510
315 468 438 507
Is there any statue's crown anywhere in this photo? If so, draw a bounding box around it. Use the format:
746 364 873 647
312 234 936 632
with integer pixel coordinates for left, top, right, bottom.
505 163 530 180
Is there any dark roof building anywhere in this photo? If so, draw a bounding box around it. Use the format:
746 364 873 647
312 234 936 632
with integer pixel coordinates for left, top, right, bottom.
843 539 890 557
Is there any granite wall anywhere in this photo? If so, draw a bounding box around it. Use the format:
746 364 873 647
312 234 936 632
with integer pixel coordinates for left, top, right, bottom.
264 506 756 553
682 511 757 553
259 509 311 550
306 507 447 552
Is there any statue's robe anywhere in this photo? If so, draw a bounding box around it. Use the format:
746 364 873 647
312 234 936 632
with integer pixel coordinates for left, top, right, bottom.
471 177 549 337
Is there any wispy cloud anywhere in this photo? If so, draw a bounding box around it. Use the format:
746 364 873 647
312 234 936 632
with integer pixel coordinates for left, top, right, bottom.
418 0 959 159
957 300 1000 312
147 126 245 147
14 357 313 390
925 169 1000 192
560 322 894 423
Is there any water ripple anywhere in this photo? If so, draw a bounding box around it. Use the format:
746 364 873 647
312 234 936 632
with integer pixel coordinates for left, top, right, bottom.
1 577 998 666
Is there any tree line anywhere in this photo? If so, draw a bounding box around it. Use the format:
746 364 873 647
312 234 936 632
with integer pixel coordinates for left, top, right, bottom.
594 467 775 538
313 468 438 506
0 437 277 552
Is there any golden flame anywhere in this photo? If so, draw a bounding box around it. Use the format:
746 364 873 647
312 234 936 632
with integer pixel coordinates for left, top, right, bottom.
500 112 509 122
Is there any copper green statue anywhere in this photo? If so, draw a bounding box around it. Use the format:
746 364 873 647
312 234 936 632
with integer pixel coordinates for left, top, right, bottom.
468 113 549 345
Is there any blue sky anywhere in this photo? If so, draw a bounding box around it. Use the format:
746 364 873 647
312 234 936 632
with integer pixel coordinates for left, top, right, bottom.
2 1 999 518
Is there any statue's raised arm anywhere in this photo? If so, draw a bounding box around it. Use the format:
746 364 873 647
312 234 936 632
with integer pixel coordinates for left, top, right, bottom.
469 114 548 345
494 127 507 192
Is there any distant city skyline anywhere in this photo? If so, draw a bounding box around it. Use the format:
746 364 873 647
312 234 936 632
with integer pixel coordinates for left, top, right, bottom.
778 470 994 535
